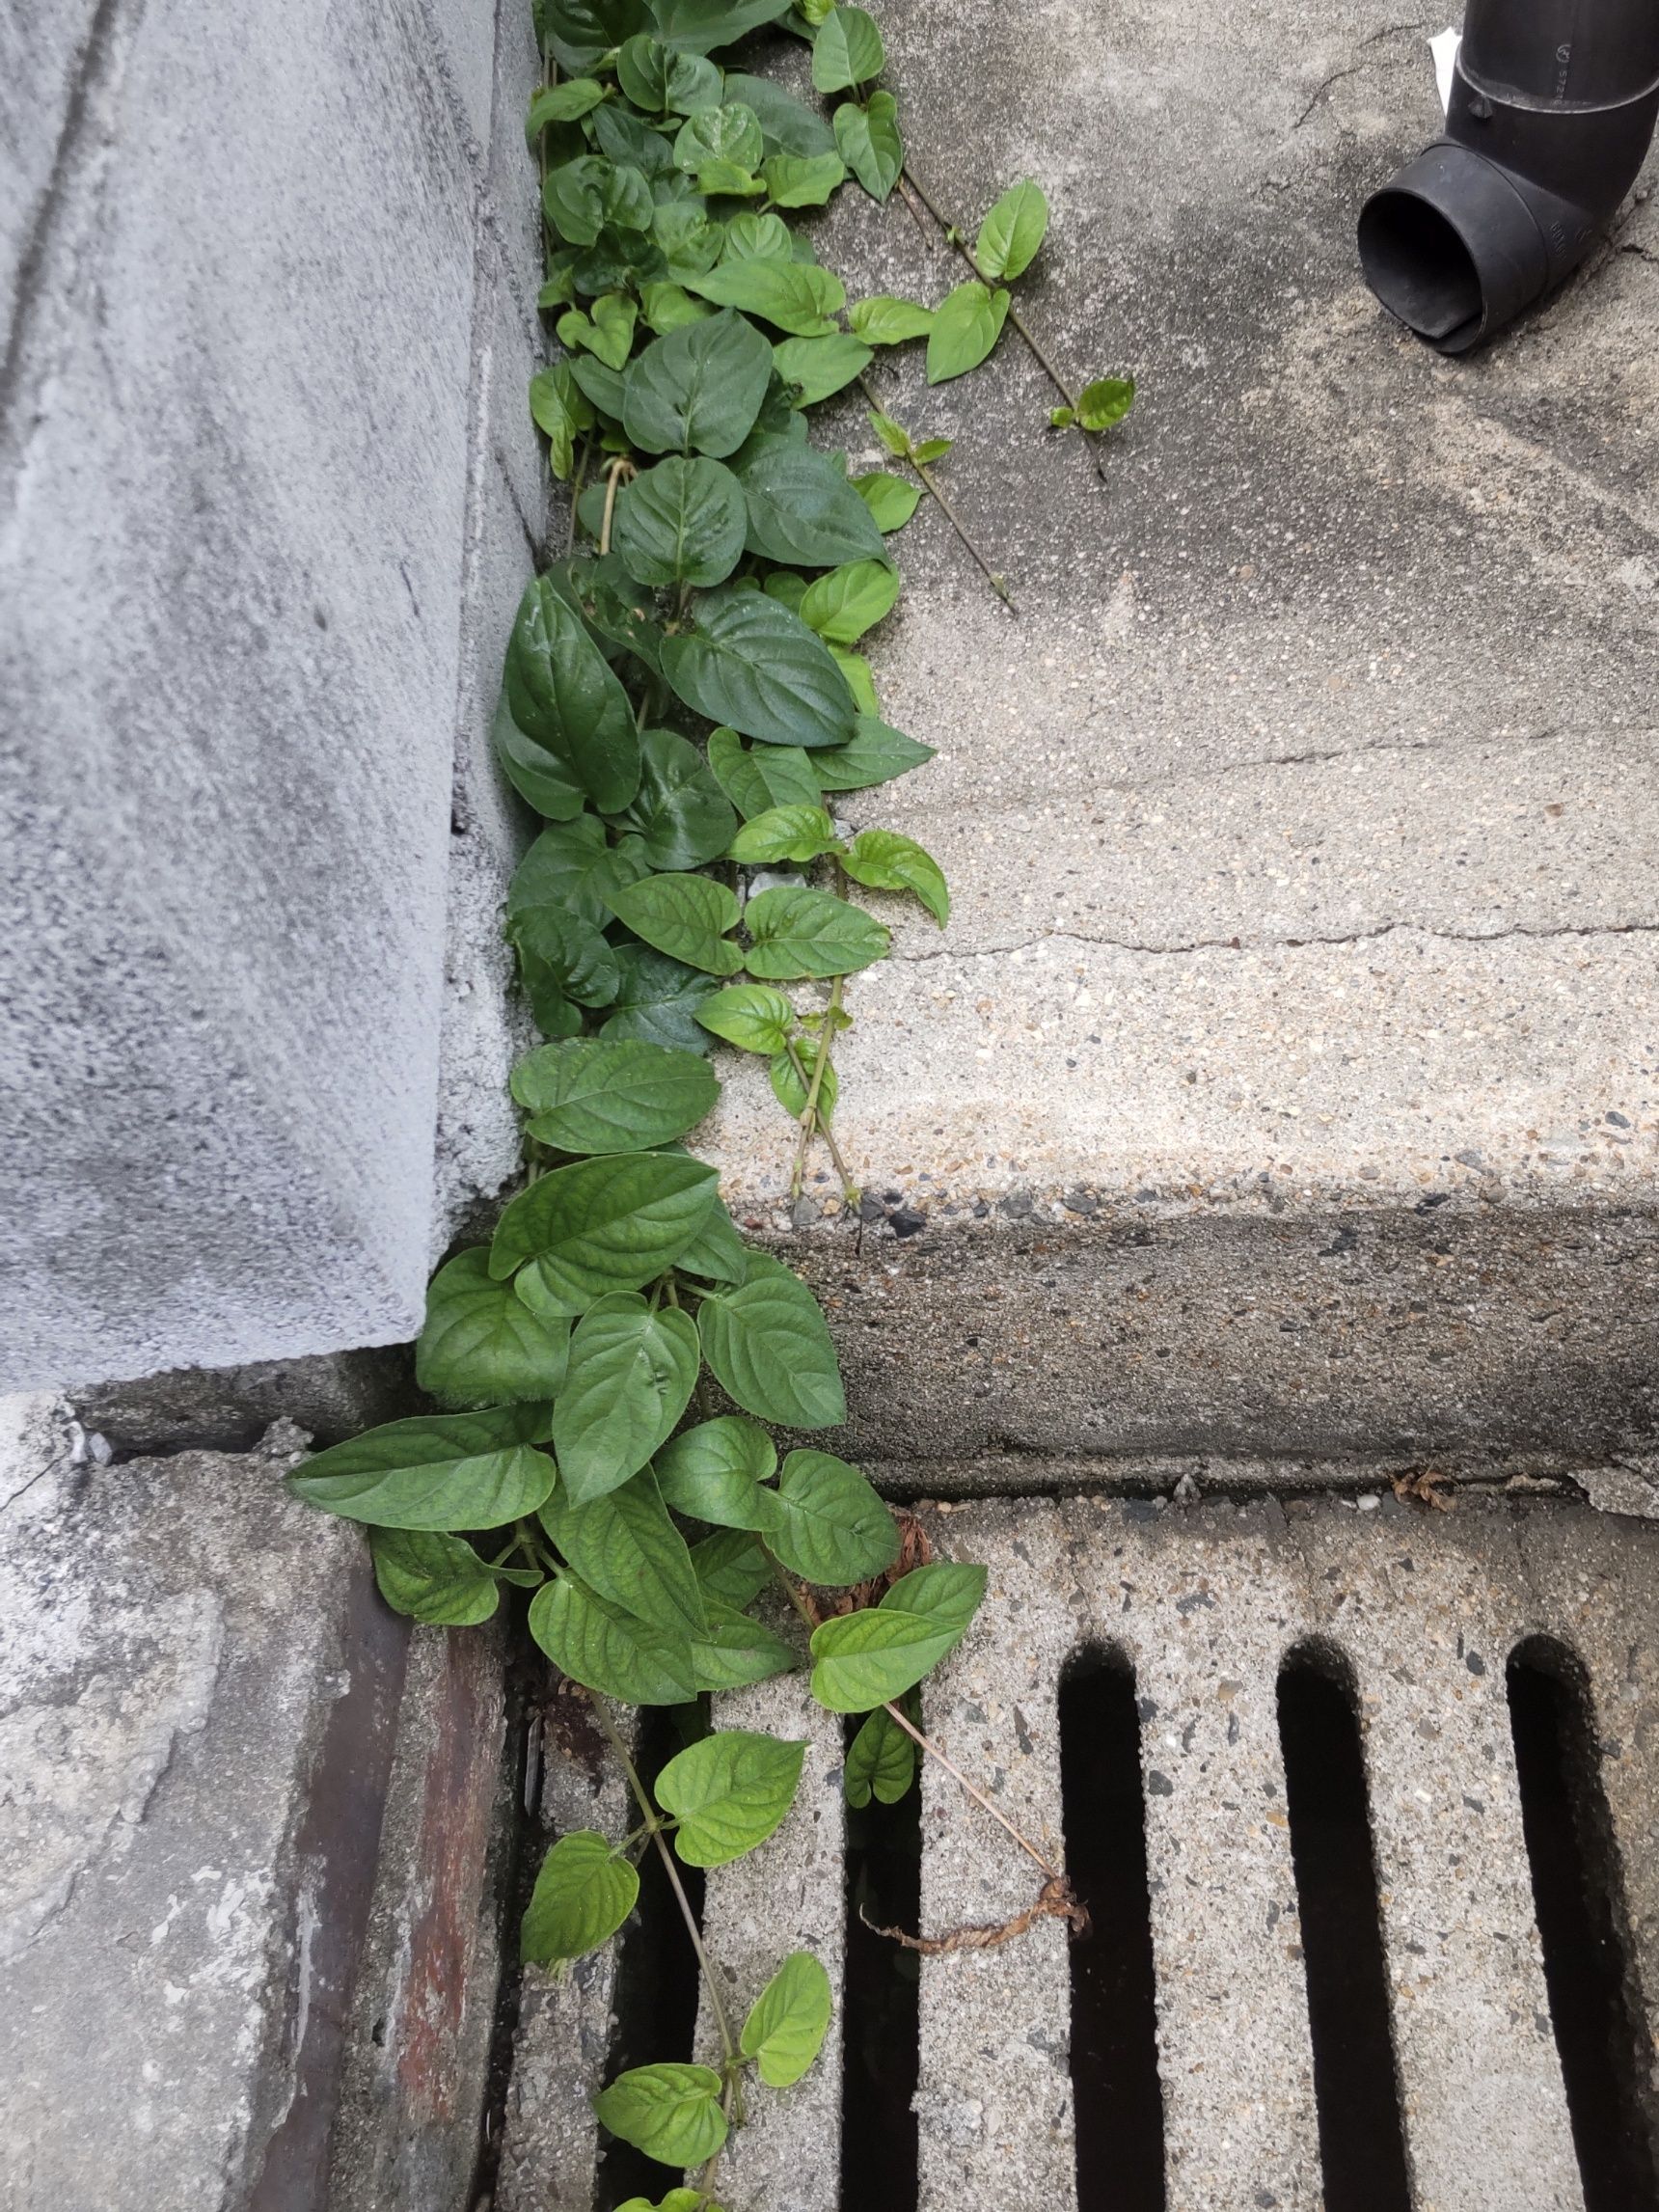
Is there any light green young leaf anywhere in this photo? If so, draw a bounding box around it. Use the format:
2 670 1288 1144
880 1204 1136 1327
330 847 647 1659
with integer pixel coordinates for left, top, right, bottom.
694 157 766 197
606 871 745 975
729 804 842 863
288 1405 555 1531
734 436 887 569
593 2063 728 2166
689 1526 774 1608
925 279 1011 384
417 1247 572 1406
673 101 765 175
656 1729 807 1865
706 726 823 817
744 885 889 979
770 1448 898 1585
614 2196 706 2212
685 258 846 337
799 558 900 644
772 332 873 407
490 1151 719 1298
655 1413 781 1527
371 1529 516 1626
809 1561 990 1711
911 434 952 464
512 1038 720 1156
557 290 639 370
768 1036 837 1125
526 76 609 130
1076 374 1135 430
741 1951 833 2086
973 178 1048 281
639 280 712 334
844 1701 917 1806
847 294 934 345
840 828 949 923
661 587 857 751
529 1572 698 1704
623 309 775 457
830 645 880 715
697 1255 846 1428
695 982 797 1054
761 152 846 206
551 1297 702 1505
813 713 935 791
866 407 911 458
721 210 795 262
623 727 741 871
601 945 721 1053
851 470 922 533
522 1831 639 1964
811 4 884 91
612 455 748 589
832 89 903 200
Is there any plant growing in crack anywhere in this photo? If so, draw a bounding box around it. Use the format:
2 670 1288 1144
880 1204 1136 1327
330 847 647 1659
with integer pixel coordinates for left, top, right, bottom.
287 0 1118 2198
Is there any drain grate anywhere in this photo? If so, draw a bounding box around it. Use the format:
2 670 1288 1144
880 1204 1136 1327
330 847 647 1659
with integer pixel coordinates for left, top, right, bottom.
496 1496 1659 2212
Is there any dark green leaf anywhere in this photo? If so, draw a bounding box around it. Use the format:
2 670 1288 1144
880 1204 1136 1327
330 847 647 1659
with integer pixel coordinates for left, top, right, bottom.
973 178 1048 280
850 469 920 533
606 872 744 974
696 1254 846 1427
671 1194 749 1282
613 456 748 590
551 1300 702 1505
371 1529 512 1625
689 1526 773 1607
530 1572 698 1703
661 587 856 750
651 199 727 280
544 1466 705 1635
743 885 888 978
808 1561 989 1711
417 1247 572 1406
812 712 934 790
926 279 1011 383
772 331 871 405
798 558 900 643
491 1152 720 1297
493 688 587 820
840 827 949 922
733 435 886 567
545 156 651 245
520 961 585 1040
601 945 721 1051
623 309 775 457
844 1701 917 1806
723 71 837 156
1076 374 1135 431
811 5 884 90
685 258 844 336
695 981 797 1053
651 0 795 49
288 1405 555 1531
505 578 641 813
832 89 902 200
543 0 652 70
655 1414 780 1526
508 816 650 931
656 1729 806 1865
706 725 823 816
560 553 667 670
741 1951 832 2086
623 728 740 870
568 350 628 421
508 903 622 1007
522 1831 639 1964
512 1037 720 1155
593 2063 727 2165
617 33 721 109
770 1448 897 1584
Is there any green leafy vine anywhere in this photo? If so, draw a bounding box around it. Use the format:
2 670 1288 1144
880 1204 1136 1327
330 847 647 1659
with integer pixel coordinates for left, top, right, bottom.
289 0 1127 2199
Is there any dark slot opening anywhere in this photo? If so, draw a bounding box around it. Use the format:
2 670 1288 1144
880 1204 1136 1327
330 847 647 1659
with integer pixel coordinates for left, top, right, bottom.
596 1704 709 2212
1508 1637 1659 2212
1277 1647 1411 2212
839 1713 921 2212
1059 1649 1165 2212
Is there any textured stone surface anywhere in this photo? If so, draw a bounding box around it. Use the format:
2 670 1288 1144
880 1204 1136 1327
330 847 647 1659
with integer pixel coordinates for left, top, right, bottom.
0 1396 406 2210
0 0 542 1391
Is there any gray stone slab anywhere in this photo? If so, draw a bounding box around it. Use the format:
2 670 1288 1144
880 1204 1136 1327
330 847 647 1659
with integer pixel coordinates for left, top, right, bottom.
0 1396 407 2211
0 0 490 1388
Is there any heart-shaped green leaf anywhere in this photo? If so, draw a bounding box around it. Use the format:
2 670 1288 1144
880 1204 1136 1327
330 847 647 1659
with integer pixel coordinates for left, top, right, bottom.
661 588 857 750
706 726 823 817
743 886 889 978
612 456 748 589
695 982 797 1054
812 714 935 791
689 1527 774 1608
623 309 775 457
685 258 845 337
733 435 887 568
505 579 642 812
691 1601 799 1691
811 5 884 91
491 1152 719 1297
847 294 934 345
416 1248 572 1406
696 1254 845 1428
769 1448 897 1585
850 470 921 533
606 871 745 974
529 1572 698 1704
655 1728 806 1865
926 279 1011 384
521 1830 639 1964
551 1298 702 1504
741 1950 832 2086
722 70 837 155
592 2062 727 2166
832 89 903 200
772 331 872 406
973 178 1048 281
288 1405 555 1531
762 152 847 207
623 727 740 868
809 1562 989 1711
370 1529 528 1625
798 559 901 644
512 1038 720 1155
656 1414 780 1527
729 804 842 863
544 1465 706 1643
840 828 949 923
601 945 722 1052
844 1701 918 1806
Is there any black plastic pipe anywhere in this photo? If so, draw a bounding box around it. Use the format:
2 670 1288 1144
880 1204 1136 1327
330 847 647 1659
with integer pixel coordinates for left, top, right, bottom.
1358 0 1659 351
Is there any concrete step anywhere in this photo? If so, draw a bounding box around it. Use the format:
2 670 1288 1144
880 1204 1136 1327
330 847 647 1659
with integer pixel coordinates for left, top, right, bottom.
692 0 1659 1474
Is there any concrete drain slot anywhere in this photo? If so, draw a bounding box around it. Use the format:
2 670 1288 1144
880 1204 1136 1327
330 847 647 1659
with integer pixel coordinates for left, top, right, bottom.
1058 1650 1165 2212
1507 1639 1659 2212
841 1713 922 2212
1277 1648 1412 2212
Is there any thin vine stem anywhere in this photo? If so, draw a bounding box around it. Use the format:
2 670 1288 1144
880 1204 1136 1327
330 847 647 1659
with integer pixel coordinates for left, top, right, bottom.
855 370 1016 614
586 1694 739 2065
790 974 844 1199
784 1038 857 1203
880 1700 1061 1882
897 166 1111 485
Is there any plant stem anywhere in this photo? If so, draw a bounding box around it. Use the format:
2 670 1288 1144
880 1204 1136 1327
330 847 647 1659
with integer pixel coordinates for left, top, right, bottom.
784 1039 857 1204
790 975 843 1199
598 455 631 558
881 1700 1061 1881
566 432 593 552
586 1695 739 2065
856 371 1016 614
898 166 1111 485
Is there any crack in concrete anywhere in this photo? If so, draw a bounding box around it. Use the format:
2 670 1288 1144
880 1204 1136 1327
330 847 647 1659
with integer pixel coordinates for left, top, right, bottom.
893 917 1659 965
1073 723 1584 799
1292 19 1428 128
